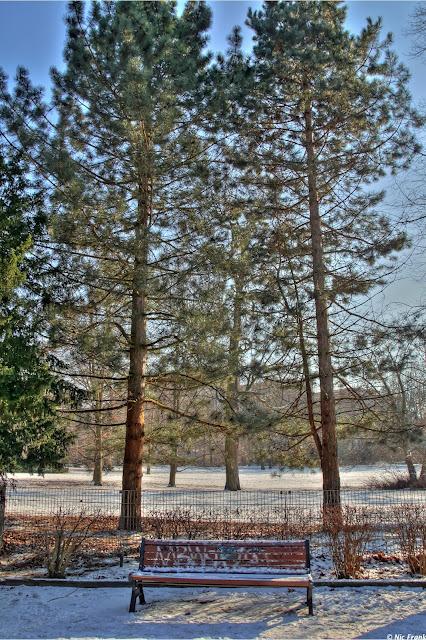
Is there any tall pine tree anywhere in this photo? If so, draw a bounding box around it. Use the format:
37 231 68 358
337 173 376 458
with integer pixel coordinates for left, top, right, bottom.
241 0 421 502
1 1 213 526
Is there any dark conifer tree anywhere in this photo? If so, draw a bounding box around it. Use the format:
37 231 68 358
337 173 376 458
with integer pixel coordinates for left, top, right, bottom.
0 149 71 480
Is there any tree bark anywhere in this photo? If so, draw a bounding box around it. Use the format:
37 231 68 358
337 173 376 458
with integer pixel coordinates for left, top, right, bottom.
145 437 151 475
120 171 150 530
167 392 180 488
278 261 323 465
419 457 426 482
0 482 5 555
405 452 418 484
304 102 341 507
168 462 177 488
92 387 103 486
224 262 243 492
224 433 241 490
92 424 103 486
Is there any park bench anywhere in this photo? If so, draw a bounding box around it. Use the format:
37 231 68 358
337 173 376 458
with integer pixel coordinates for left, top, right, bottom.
129 538 313 615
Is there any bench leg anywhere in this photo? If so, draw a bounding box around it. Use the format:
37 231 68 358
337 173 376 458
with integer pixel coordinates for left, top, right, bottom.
139 586 146 605
129 583 139 613
307 584 314 616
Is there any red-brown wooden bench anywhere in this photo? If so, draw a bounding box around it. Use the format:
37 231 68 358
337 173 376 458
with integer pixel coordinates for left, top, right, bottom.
129 538 313 615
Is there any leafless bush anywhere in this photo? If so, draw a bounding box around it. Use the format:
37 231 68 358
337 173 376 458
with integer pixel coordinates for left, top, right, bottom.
271 506 319 539
144 508 217 539
142 506 319 542
325 506 373 578
44 508 101 578
394 504 426 575
368 473 426 490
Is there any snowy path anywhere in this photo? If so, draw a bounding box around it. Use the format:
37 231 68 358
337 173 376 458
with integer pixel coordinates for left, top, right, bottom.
1 566 425 639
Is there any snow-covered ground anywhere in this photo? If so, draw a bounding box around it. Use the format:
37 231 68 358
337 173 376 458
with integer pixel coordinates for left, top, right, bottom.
10 463 420 490
0 562 425 639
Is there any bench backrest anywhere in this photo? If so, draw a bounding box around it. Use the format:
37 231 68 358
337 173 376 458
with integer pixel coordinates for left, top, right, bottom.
139 539 310 574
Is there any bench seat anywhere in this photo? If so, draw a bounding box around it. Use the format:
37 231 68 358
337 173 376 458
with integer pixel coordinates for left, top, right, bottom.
131 570 312 588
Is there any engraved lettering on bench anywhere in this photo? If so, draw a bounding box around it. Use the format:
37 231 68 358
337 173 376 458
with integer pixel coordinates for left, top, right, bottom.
217 545 239 563
146 541 306 572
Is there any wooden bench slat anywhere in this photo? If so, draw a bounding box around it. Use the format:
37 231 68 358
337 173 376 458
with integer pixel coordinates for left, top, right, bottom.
131 574 311 588
143 540 308 570
142 558 307 567
142 560 307 567
143 552 307 558
144 540 306 546
142 545 308 569
143 550 307 557
145 540 305 550
143 550 306 558
143 549 306 558
143 556 306 563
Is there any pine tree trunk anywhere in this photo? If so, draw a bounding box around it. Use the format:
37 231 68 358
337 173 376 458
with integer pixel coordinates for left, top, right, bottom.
224 254 243 492
0 482 5 555
290 265 323 465
167 393 179 488
405 452 417 484
304 103 341 508
168 462 177 488
92 424 103 486
145 440 151 475
120 173 150 530
419 458 426 482
93 387 103 486
120 289 146 529
224 433 241 490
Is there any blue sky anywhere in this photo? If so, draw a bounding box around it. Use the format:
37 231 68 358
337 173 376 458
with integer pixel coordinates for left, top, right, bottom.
0 1 423 105
0 1 424 310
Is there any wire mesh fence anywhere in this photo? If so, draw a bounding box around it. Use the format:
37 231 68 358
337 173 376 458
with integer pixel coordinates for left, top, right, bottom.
6 485 426 519
139 487 426 526
2 485 426 573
